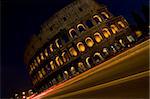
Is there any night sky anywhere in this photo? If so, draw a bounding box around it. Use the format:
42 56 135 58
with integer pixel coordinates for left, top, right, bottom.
1 0 148 98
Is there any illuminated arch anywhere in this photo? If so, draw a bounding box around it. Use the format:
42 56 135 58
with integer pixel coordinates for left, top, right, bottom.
86 57 92 68
44 49 48 57
55 56 63 66
78 62 86 72
69 28 77 38
110 24 118 34
119 39 125 47
110 45 117 53
34 60 38 67
70 66 76 75
62 51 69 63
37 56 41 64
101 12 109 19
69 47 78 57
64 71 68 75
85 37 94 47
50 44 54 52
62 52 66 63
71 66 75 71
63 71 69 80
94 32 103 43
50 61 56 70
127 35 135 42
41 68 46 76
93 15 102 23
40 53 44 60
77 42 85 52
118 21 125 28
77 24 86 32
38 71 43 79
103 48 109 55
102 28 111 38
55 39 62 48
94 52 104 63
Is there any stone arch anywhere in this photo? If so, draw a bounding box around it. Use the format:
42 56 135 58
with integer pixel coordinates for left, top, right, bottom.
55 56 63 66
110 24 118 34
85 37 94 47
94 52 104 63
101 12 109 19
86 57 93 68
69 28 78 38
118 21 125 28
94 32 103 43
102 28 111 38
93 15 102 23
77 24 86 32
77 42 86 52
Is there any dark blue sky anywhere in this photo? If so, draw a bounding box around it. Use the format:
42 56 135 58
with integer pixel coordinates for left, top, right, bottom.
1 0 148 98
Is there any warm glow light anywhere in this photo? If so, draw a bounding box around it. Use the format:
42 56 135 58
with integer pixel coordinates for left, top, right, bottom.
69 47 77 56
34 60 38 67
103 48 109 55
86 57 91 68
50 44 54 52
103 28 111 38
94 32 103 43
37 56 41 64
38 71 43 78
103 31 109 38
50 61 55 70
71 67 75 71
118 21 125 28
41 68 46 75
62 52 67 62
85 37 94 47
93 15 102 22
110 24 118 34
94 52 104 60
55 39 60 48
77 24 86 30
69 28 76 38
45 49 48 57
77 42 85 52
101 12 109 18
40 53 44 60
55 56 63 66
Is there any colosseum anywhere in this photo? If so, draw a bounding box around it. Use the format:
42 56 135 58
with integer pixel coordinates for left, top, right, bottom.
24 0 144 94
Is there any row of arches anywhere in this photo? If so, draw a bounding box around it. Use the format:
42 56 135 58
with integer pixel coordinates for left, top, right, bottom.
32 34 136 85
30 30 134 78
33 37 99 73
29 38 63 73
69 32 110 57
29 24 126 74
29 19 126 74
69 20 126 39
69 12 110 37
39 51 106 85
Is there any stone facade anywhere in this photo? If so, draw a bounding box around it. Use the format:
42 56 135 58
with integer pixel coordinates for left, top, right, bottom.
24 0 136 92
